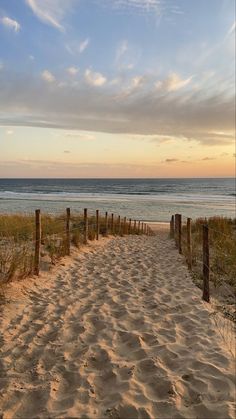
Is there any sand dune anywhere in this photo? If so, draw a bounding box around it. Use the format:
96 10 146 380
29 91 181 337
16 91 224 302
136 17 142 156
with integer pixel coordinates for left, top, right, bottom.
0 231 235 418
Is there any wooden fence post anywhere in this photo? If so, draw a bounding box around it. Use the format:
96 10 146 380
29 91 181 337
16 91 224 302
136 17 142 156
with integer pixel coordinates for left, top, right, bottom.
174 214 178 246
105 211 108 237
128 218 131 234
118 215 121 236
84 208 88 244
187 217 192 270
111 213 114 235
34 209 41 276
123 217 127 235
66 207 71 255
134 220 137 234
203 224 210 302
170 215 174 238
178 214 182 254
96 210 99 240
138 221 141 234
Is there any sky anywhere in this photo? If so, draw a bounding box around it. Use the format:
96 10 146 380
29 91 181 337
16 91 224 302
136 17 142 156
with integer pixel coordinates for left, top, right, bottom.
0 0 235 178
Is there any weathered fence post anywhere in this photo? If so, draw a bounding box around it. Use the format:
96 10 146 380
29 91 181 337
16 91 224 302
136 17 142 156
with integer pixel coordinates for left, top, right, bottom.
84 208 88 244
187 217 192 269
123 217 127 235
105 211 108 237
66 207 71 255
118 215 121 236
96 210 99 240
34 209 41 276
111 213 114 235
128 218 131 234
170 215 174 238
138 221 141 234
202 224 210 302
174 214 178 246
134 220 137 234
178 214 182 254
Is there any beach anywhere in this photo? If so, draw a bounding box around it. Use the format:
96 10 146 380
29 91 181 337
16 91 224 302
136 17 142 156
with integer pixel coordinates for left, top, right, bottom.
0 226 235 419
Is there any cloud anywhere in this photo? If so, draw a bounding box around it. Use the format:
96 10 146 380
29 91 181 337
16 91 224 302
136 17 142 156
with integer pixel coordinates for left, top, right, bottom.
84 69 107 87
98 0 167 16
116 40 128 62
155 73 193 92
79 38 90 53
65 132 96 140
64 150 70 153
0 16 21 32
25 0 69 31
67 66 79 76
226 21 236 38
117 76 145 98
202 157 215 161
165 158 179 163
41 70 56 83
6 129 14 135
0 69 235 147
65 38 90 56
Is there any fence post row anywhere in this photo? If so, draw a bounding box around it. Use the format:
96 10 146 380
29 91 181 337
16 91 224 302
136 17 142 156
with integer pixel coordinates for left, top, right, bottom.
170 214 210 303
34 209 41 276
66 207 71 256
32 207 150 276
202 224 210 302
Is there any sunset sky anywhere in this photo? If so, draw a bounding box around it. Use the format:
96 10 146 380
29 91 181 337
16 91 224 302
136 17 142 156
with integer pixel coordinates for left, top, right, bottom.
0 0 235 178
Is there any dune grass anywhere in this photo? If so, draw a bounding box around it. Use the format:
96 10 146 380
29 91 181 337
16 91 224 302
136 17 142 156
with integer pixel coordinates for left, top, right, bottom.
0 212 144 284
181 216 236 311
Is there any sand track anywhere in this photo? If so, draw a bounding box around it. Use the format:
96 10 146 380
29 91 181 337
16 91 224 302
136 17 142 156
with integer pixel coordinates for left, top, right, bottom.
0 233 235 418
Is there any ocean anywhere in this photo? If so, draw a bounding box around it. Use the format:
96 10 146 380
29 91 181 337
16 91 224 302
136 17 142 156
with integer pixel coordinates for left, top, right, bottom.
0 178 235 221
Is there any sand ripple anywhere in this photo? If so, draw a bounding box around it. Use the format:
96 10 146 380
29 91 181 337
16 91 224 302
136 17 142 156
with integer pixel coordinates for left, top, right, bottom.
0 233 235 418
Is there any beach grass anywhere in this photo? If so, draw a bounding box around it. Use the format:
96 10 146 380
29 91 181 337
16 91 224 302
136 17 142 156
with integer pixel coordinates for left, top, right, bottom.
182 216 236 308
0 212 142 284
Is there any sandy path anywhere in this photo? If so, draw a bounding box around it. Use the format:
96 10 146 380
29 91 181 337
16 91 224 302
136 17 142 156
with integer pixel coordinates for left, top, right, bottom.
0 232 235 418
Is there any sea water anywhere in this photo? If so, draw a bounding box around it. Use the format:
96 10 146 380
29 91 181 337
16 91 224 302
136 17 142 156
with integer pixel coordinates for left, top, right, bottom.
0 178 235 221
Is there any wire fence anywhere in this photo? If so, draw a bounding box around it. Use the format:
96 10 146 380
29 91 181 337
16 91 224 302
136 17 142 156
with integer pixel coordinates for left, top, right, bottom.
169 213 236 357
0 208 153 284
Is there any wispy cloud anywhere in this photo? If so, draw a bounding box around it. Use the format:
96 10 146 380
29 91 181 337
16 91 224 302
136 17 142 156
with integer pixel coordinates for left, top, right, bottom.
98 0 165 16
155 73 193 92
84 69 107 87
116 40 128 62
79 38 90 53
41 70 56 82
65 38 90 56
67 66 79 76
226 21 236 38
25 0 69 31
65 132 96 140
0 16 21 32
